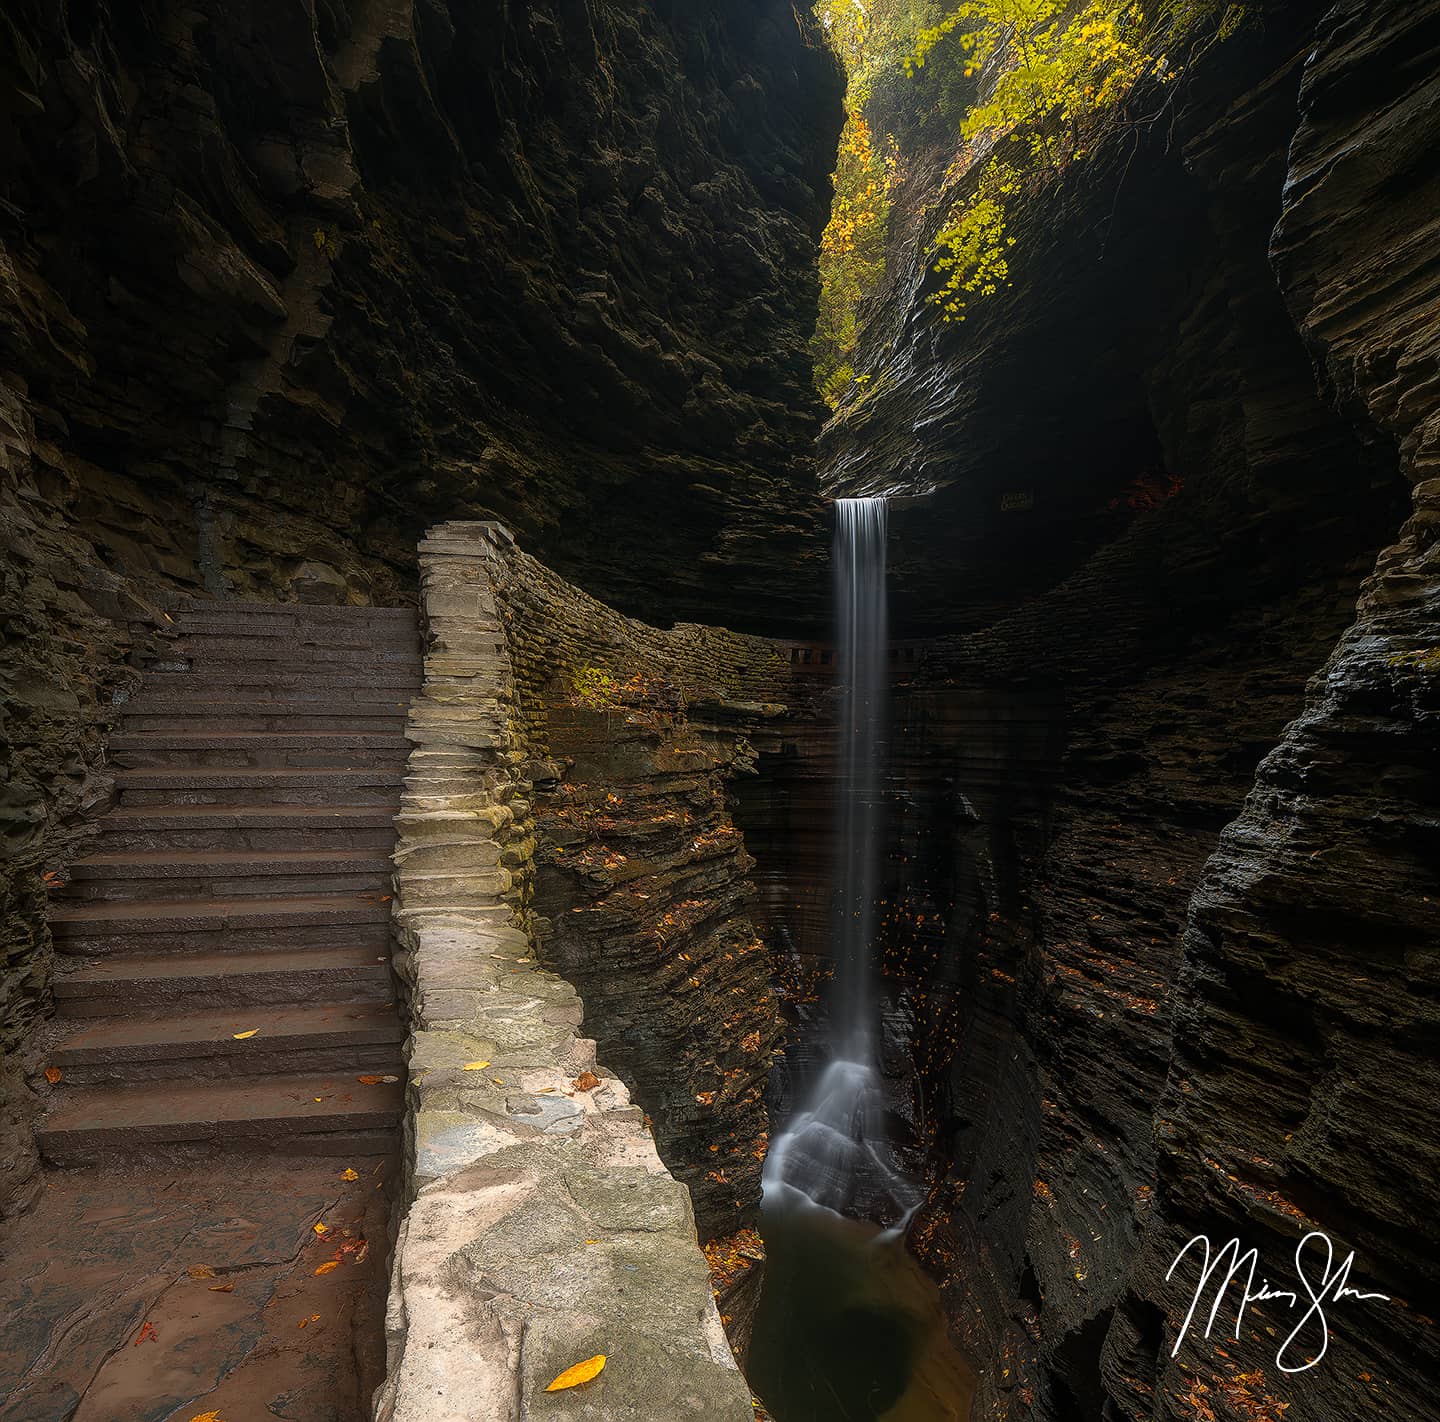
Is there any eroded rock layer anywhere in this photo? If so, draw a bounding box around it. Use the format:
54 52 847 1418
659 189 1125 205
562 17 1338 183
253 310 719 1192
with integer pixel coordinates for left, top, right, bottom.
820 2 1440 1419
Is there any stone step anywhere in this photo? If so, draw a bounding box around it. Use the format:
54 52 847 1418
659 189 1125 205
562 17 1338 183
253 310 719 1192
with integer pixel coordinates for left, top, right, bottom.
140 670 422 698
110 730 413 770
49 893 393 954
121 703 412 733
53 945 396 1015
47 1002 405 1082
37 1071 405 1164
170 602 417 624
114 767 405 809
93 803 399 853
59 847 395 901
167 636 423 668
172 611 418 639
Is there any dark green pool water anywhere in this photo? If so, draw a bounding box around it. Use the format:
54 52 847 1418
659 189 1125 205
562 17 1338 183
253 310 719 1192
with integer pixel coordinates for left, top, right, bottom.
748 1205 975 1422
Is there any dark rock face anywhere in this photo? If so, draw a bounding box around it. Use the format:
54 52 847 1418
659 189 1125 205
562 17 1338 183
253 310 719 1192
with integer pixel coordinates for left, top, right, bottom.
1109 7 1440 1419
480 540 810 1239
820 2 1439 1419
2 0 839 622
0 0 841 1216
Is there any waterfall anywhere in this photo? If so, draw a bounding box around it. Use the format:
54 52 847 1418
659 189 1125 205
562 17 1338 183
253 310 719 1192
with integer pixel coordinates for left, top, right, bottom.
763 496 920 1228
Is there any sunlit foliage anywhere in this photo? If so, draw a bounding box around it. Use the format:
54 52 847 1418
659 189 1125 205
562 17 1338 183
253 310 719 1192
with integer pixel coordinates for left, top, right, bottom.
811 2 913 406
810 0 1247 382
912 0 1245 321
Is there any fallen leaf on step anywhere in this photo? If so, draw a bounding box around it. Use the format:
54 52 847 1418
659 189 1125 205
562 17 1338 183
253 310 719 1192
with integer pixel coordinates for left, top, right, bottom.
545 1354 607 1392
573 1071 601 1092
187 1412 226 1422
313 1223 329 1235
232 1029 259 1040
208 1283 234 1293
134 1321 157 1346
298 1313 321 1329
340 1168 359 1181
187 1264 216 1279
44 1067 62 1084
314 1261 340 1276
463 1061 490 1070
357 1075 384 1085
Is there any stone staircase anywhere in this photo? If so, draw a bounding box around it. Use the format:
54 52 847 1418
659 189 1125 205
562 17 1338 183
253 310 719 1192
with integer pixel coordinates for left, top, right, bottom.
38 602 420 1164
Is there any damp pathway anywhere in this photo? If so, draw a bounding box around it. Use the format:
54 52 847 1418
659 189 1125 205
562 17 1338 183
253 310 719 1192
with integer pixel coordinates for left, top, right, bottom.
1 601 419 1421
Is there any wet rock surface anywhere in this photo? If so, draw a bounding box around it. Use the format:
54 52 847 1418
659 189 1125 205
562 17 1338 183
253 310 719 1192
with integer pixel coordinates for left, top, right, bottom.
0 1152 393 1422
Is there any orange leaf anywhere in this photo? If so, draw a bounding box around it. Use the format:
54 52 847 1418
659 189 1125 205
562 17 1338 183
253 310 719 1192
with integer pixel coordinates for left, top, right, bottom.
188 1412 226 1422
208 1283 234 1293
314 1261 339 1276
357 1075 383 1085
134 1321 157 1346
340 1168 359 1181
573 1071 601 1092
187 1264 216 1279
545 1354 607 1392
44 1067 62 1084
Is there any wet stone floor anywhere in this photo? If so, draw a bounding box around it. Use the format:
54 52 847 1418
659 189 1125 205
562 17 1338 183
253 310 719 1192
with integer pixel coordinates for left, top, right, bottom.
0 1153 394 1422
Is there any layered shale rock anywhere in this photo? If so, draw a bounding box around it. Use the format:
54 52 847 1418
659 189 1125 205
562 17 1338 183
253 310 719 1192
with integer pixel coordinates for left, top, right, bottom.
821 1 1438 1418
478 533 810 1238
0 0 839 624
1108 7 1440 1419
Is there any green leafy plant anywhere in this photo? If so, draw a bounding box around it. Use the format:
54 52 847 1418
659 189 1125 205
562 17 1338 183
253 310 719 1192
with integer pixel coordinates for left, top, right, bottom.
571 666 619 709
912 0 1245 320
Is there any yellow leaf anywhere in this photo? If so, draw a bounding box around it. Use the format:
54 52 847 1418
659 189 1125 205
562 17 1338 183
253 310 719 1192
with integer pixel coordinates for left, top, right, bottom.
313 1223 329 1235
340 1168 359 1181
187 1264 216 1279
232 1029 259 1040
314 1261 340 1275
188 1412 226 1422
208 1282 234 1293
462 1061 490 1070
545 1354 607 1392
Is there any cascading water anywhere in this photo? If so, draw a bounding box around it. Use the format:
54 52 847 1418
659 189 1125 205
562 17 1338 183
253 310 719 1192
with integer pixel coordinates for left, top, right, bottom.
762 496 920 1227
750 500 972 1422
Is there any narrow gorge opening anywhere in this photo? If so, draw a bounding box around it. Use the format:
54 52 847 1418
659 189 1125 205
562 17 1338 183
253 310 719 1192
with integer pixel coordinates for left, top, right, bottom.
1 3 1436 1422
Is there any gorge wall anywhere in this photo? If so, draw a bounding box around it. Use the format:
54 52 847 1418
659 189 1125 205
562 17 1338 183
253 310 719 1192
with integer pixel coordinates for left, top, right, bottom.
819 2 1439 1419
0 0 841 1217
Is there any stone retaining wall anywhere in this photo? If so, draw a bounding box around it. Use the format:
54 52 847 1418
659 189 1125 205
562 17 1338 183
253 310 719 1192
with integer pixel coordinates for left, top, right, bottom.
377 521 754 1421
